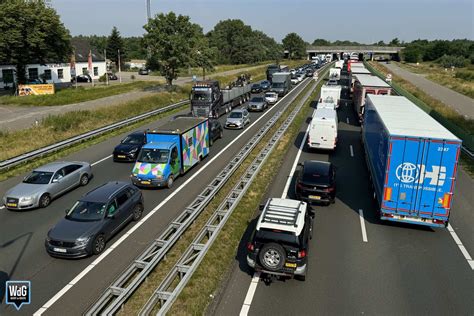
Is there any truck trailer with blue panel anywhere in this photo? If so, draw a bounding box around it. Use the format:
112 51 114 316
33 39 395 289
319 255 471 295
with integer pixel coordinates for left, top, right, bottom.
362 95 461 227
131 117 209 188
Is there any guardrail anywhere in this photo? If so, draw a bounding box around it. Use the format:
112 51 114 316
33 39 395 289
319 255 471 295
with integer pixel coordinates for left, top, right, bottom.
0 100 189 171
86 65 331 315
364 62 474 160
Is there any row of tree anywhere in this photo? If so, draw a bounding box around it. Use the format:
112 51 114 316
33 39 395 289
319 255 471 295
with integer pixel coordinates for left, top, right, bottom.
401 39 474 64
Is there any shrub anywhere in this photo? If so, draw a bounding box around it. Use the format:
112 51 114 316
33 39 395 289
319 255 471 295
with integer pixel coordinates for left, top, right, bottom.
131 75 136 80
98 74 107 83
438 55 468 68
454 70 474 82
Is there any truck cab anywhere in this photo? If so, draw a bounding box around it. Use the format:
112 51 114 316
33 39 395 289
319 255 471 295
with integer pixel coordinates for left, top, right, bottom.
191 81 222 118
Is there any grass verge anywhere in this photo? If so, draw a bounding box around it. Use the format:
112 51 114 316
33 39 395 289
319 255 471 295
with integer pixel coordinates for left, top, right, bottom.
118 78 320 315
0 81 163 106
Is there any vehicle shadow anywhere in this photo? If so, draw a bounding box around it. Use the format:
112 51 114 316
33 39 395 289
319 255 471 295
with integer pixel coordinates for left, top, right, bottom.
236 217 258 277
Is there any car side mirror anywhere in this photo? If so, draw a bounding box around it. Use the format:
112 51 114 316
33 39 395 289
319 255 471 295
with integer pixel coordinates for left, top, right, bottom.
52 178 59 183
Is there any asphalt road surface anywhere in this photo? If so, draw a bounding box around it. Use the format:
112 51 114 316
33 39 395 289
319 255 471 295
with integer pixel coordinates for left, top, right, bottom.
0 76 313 315
383 62 474 118
211 69 474 316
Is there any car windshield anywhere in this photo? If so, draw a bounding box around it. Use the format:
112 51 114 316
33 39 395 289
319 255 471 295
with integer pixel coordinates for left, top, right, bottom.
252 84 260 88
122 134 144 144
137 148 170 163
262 81 269 85
23 171 53 184
251 97 264 102
192 91 211 101
229 112 243 119
272 83 284 88
265 93 276 98
66 201 106 222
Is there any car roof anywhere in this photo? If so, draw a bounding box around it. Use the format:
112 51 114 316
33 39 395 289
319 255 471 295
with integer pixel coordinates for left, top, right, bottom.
142 141 175 150
81 181 130 203
128 130 145 136
256 198 307 236
35 161 85 172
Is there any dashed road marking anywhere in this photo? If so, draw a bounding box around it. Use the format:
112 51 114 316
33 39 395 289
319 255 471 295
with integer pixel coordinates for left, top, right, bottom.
359 209 368 242
91 154 112 166
350 145 354 157
239 272 261 316
447 224 474 270
346 117 349 124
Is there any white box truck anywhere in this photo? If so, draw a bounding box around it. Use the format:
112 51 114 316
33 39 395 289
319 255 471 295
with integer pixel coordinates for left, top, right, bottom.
319 85 342 109
329 68 341 80
307 108 338 150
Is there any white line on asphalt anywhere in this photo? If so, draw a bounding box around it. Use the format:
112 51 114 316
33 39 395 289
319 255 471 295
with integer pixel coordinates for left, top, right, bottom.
359 209 368 242
239 272 261 316
447 224 474 270
91 154 112 166
346 117 349 124
350 145 354 157
0 206 5 210
34 78 309 316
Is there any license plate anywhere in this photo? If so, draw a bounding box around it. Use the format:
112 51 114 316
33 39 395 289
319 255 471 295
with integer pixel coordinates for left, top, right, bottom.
229 124 235 127
285 262 297 268
141 181 151 185
117 155 126 158
53 248 67 253
6 203 17 207
309 195 321 200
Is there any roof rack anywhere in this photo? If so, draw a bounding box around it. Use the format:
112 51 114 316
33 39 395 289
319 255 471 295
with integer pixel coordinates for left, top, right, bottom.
261 199 302 227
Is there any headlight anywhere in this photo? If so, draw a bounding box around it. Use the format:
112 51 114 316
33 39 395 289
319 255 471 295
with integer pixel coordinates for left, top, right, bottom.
76 237 91 246
20 196 34 203
130 147 139 153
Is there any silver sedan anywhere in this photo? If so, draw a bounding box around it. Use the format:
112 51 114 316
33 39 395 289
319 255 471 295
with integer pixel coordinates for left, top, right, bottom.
3 161 92 210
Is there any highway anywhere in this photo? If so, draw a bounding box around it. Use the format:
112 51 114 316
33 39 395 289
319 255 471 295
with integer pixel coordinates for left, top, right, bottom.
211 69 474 315
0 76 313 315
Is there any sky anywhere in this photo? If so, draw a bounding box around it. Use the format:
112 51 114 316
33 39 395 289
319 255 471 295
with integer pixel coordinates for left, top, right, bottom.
50 0 474 43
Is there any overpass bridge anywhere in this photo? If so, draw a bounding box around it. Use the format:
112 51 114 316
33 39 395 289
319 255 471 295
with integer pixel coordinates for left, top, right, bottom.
284 45 404 60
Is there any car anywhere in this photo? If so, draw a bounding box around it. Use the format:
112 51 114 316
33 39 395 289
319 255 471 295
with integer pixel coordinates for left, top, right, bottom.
209 119 223 146
306 69 314 77
113 131 147 162
264 92 278 105
290 74 299 85
72 74 92 83
225 109 250 129
107 73 118 80
247 96 268 112
45 181 144 258
138 68 149 75
3 161 92 210
260 80 271 91
294 160 336 205
327 79 338 86
251 83 262 94
297 72 305 82
246 198 313 281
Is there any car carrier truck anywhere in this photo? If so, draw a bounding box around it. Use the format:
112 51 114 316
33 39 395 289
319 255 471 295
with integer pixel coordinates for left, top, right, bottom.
191 77 251 118
362 95 461 228
131 117 209 188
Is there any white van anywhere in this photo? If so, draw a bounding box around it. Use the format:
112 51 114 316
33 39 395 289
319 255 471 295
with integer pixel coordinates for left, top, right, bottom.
307 108 338 150
320 85 342 108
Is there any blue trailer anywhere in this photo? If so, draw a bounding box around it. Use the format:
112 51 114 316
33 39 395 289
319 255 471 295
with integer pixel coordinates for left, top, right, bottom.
362 95 461 227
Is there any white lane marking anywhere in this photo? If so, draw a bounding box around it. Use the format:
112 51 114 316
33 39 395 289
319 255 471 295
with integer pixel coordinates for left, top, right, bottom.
359 209 368 242
34 78 308 316
91 154 112 166
350 145 354 157
239 272 260 316
0 206 5 210
447 224 474 270
346 117 349 124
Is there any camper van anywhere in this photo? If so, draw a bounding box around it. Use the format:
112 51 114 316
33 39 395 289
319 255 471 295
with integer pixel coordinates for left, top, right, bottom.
307 108 338 151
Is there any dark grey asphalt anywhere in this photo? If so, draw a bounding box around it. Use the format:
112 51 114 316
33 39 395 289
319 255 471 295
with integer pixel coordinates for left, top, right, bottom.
0 76 313 315
212 70 474 316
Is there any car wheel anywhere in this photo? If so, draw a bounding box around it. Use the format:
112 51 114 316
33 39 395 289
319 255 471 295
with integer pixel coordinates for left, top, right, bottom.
132 204 144 221
39 193 51 208
259 243 286 271
80 174 89 186
219 130 223 139
167 175 174 189
209 137 214 146
92 234 106 255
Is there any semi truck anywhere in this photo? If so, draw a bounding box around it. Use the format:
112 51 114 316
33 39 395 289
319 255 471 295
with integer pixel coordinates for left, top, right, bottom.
353 74 392 122
362 95 461 228
190 78 251 118
131 117 209 188
266 64 281 82
270 72 291 96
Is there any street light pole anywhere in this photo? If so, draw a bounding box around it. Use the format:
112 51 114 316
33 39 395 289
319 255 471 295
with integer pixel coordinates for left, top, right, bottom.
118 49 122 83
147 0 151 20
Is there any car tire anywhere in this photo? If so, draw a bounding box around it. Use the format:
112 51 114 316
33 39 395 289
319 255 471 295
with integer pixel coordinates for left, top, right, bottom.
209 137 214 146
39 193 51 208
219 130 223 139
80 174 89 186
259 243 286 271
132 204 144 221
92 234 106 255
167 175 174 189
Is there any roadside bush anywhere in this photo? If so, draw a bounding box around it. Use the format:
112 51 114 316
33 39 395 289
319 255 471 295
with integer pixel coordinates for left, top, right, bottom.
98 74 107 83
437 55 468 68
455 70 474 82
131 75 136 80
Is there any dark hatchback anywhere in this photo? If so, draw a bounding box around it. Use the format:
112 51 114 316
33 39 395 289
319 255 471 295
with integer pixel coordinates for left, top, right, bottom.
45 181 144 258
260 80 271 91
113 131 147 162
251 83 262 93
209 119 223 146
294 160 336 205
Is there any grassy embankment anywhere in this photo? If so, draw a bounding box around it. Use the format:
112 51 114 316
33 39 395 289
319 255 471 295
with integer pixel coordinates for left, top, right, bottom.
119 72 326 315
0 81 163 106
396 62 474 98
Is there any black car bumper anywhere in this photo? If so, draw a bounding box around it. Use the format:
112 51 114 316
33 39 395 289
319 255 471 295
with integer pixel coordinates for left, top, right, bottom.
131 176 167 188
113 152 137 162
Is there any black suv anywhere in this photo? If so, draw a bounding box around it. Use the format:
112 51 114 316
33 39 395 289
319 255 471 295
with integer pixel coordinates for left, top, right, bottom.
209 119 223 146
45 181 144 258
246 198 313 281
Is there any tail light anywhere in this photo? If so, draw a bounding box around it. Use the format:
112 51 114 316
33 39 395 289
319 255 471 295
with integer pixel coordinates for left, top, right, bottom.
383 213 394 218
441 193 452 209
297 249 306 259
433 219 445 225
324 187 335 193
247 242 255 252
383 187 392 201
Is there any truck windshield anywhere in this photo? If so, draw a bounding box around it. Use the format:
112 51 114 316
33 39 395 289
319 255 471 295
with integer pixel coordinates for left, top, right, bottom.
137 148 170 164
272 83 284 88
192 91 211 101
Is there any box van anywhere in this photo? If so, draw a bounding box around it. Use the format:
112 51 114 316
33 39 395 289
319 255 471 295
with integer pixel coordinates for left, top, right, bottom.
307 108 338 150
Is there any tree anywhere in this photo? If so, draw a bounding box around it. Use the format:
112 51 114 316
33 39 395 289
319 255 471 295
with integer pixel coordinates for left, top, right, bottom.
106 26 126 68
144 12 204 85
192 37 217 79
312 39 331 46
389 38 400 46
0 0 72 84
282 33 306 59
402 45 423 63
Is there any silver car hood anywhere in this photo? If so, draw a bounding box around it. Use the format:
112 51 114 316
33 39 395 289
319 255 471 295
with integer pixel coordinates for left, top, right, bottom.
227 117 244 124
5 182 46 198
249 102 264 107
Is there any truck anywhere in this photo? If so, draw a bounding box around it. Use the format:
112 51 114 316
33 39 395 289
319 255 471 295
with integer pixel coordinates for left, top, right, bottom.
131 117 209 188
335 60 344 69
319 85 342 109
190 78 251 118
270 72 291 96
266 64 281 82
362 95 461 228
329 68 341 81
353 74 392 122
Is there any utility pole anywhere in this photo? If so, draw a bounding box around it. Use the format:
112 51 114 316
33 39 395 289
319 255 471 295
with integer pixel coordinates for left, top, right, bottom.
146 0 151 20
104 49 109 85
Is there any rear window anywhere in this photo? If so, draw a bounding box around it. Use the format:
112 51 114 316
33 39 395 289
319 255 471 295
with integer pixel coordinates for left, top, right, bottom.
255 228 300 247
302 163 331 185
